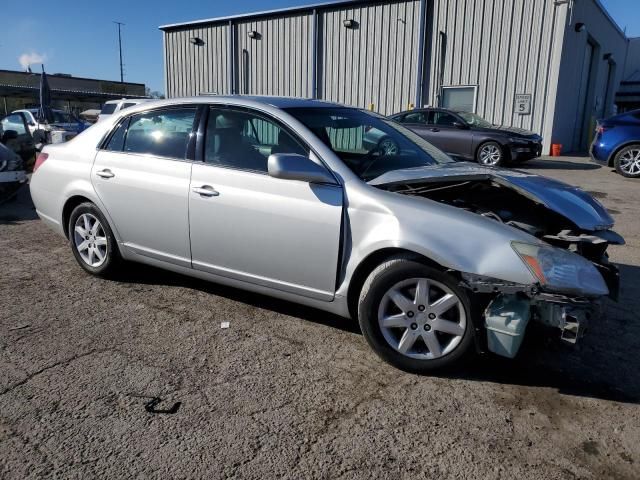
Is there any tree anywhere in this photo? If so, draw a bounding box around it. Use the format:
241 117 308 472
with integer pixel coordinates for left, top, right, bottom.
145 87 165 99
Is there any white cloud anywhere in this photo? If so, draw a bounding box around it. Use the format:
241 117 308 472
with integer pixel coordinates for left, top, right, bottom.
18 52 47 70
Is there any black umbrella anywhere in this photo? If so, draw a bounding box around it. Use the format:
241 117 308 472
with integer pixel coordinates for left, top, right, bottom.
37 65 54 124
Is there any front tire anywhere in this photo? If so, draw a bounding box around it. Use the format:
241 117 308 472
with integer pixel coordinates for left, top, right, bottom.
68 202 121 277
476 141 506 167
358 257 474 373
614 144 640 178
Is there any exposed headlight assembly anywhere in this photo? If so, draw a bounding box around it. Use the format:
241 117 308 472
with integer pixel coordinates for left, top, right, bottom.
511 242 608 297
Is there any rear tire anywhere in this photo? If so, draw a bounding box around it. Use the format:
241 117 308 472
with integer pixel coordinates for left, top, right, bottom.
358 256 474 373
614 144 640 178
68 202 121 278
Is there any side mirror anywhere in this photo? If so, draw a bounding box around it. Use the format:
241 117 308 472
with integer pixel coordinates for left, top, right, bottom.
267 153 337 184
2 130 19 142
28 121 36 127
452 121 469 129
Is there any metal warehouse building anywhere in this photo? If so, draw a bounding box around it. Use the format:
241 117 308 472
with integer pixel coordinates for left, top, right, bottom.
160 0 633 153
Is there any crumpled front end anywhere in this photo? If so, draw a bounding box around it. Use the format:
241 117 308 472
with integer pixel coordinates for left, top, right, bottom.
461 272 612 358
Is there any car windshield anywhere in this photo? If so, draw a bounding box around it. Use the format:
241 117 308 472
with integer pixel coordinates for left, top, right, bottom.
284 107 454 181
457 111 493 128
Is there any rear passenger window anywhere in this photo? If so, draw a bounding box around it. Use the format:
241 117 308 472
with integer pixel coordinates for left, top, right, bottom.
123 108 197 159
400 112 427 124
104 119 128 151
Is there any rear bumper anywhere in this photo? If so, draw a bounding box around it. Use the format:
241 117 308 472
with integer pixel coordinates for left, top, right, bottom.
0 170 27 183
589 141 612 165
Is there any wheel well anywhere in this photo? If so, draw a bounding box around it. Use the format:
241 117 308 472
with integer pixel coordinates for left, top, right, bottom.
61 196 92 238
607 142 640 167
475 140 510 162
346 248 447 320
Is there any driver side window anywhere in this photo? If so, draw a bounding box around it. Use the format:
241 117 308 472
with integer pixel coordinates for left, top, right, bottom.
204 108 308 173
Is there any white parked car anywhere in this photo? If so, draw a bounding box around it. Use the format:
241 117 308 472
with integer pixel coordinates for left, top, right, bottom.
98 99 149 122
12 108 88 135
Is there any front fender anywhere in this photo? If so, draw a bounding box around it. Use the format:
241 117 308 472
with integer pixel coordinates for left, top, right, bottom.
338 186 538 296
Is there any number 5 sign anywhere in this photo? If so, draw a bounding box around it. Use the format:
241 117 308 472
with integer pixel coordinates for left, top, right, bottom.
515 94 532 115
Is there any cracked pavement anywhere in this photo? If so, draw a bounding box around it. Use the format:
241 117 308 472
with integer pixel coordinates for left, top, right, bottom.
1 156 639 479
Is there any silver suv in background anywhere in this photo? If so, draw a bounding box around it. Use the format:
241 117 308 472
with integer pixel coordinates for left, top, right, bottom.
98 98 149 122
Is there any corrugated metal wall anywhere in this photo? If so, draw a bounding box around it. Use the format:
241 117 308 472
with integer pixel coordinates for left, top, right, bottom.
162 0 424 115
235 14 314 97
164 24 230 97
426 0 563 136
319 0 422 115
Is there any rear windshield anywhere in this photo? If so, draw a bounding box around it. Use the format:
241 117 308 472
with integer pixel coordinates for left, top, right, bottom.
100 103 117 115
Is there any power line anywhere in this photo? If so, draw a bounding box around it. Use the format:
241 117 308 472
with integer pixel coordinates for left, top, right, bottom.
113 21 125 83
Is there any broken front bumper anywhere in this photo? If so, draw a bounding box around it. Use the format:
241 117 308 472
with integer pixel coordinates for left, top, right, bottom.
462 273 608 358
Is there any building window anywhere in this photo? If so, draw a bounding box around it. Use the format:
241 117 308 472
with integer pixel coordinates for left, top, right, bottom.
441 86 477 112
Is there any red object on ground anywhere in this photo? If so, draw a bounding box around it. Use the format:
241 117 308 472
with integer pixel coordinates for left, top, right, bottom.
551 143 562 157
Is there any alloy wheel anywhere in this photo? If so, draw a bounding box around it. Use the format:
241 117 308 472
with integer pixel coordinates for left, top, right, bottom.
618 148 640 175
479 144 502 166
377 278 466 360
73 213 108 267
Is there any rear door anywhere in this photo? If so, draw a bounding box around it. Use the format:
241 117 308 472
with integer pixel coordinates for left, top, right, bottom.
91 106 198 267
188 106 343 301
396 110 432 139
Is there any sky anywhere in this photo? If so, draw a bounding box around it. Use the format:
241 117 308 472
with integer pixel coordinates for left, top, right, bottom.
0 0 638 95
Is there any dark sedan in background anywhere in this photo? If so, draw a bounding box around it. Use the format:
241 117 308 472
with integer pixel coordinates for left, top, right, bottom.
591 110 640 178
374 108 543 167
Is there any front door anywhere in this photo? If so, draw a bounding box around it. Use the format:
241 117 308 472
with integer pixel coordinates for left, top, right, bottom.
91 106 198 267
189 106 343 301
424 110 473 158
1 112 36 163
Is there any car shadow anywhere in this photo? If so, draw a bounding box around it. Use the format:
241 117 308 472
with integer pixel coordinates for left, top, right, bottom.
117 260 640 404
116 262 361 335
0 184 38 224
517 158 602 171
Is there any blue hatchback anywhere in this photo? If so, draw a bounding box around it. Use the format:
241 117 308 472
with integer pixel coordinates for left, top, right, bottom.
591 110 640 178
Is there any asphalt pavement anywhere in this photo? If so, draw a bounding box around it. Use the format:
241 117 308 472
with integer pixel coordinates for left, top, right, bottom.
0 156 638 479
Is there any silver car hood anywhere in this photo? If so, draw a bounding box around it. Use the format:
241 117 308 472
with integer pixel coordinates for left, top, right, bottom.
369 163 614 231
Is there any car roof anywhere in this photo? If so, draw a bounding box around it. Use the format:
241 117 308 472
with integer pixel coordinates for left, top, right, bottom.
16 108 66 114
142 95 345 109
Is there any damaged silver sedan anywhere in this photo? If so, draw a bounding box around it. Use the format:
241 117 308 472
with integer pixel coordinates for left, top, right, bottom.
30 97 622 373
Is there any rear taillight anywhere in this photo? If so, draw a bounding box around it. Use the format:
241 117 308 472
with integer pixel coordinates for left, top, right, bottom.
596 125 613 134
33 152 49 172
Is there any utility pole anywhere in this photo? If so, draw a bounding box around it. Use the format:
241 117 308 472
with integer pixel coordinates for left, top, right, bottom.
113 21 125 83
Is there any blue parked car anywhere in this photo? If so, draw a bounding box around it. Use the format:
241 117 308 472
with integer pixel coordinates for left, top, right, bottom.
591 110 640 178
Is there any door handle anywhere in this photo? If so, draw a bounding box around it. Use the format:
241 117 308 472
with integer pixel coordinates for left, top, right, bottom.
96 169 115 178
192 185 219 197
430 128 440 132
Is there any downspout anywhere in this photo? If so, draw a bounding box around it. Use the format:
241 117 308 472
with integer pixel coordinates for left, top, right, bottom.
311 8 318 99
228 20 235 94
414 0 427 108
